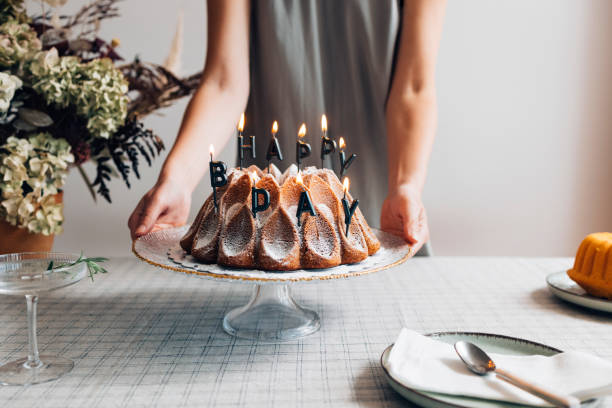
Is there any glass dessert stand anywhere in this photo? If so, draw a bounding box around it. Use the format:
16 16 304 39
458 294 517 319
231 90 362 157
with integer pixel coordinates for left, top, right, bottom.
133 227 411 342
0 252 88 385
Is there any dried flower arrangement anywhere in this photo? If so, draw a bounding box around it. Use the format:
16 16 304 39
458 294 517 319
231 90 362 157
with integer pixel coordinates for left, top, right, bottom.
0 0 201 235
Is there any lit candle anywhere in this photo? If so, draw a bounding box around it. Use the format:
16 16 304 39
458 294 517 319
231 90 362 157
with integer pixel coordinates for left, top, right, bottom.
320 114 336 168
250 172 271 218
295 171 317 227
338 137 357 177
341 177 359 235
237 113 255 169
209 145 228 210
296 123 311 170
266 120 283 173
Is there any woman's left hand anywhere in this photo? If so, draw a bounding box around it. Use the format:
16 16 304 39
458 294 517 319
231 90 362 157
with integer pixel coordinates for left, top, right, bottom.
380 183 429 254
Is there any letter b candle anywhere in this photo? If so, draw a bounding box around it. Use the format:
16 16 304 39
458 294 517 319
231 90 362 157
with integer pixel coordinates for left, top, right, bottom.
209 145 228 210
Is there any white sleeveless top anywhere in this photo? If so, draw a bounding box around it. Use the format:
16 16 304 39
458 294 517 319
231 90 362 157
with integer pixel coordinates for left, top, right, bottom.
244 0 401 226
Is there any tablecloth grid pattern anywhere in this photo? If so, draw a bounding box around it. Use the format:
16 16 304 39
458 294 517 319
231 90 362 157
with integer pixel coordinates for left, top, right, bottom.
0 257 611 407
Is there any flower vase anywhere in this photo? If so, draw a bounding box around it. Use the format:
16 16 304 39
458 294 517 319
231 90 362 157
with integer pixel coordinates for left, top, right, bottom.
0 192 63 254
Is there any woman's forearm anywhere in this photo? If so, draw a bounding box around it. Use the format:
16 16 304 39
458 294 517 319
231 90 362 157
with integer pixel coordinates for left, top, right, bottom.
159 79 248 192
385 0 445 195
385 91 437 193
157 0 250 193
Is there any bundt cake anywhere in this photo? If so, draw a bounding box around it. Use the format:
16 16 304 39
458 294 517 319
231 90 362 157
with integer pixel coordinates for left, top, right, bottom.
180 164 380 270
567 232 612 299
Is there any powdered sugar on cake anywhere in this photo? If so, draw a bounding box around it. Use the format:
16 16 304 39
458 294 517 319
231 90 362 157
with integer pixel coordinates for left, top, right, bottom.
179 163 380 271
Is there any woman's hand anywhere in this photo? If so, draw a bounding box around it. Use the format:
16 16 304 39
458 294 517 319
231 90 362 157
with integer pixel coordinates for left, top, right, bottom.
381 183 429 254
128 180 191 240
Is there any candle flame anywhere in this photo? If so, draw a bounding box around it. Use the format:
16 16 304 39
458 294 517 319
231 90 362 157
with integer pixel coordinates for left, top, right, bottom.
298 123 307 139
343 177 349 194
296 171 303 186
321 114 327 132
238 113 245 132
272 120 278 134
249 171 256 184
339 137 346 149
209 144 214 157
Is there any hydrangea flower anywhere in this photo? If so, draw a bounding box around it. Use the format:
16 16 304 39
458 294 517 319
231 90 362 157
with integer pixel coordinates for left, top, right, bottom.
0 71 21 112
0 133 74 235
0 20 41 68
28 48 128 139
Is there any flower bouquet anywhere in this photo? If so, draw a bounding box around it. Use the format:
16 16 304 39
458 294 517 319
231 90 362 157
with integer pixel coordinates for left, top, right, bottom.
0 0 201 250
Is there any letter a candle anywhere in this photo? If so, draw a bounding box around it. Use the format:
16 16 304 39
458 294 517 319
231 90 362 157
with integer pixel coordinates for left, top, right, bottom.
295 171 317 227
266 120 283 173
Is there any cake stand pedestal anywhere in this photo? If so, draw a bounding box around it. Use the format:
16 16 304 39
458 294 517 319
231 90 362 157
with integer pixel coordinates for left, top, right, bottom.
133 226 411 342
223 284 319 341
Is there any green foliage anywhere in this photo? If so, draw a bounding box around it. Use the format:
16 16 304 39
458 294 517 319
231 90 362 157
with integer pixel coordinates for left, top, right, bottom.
0 0 27 25
48 253 109 282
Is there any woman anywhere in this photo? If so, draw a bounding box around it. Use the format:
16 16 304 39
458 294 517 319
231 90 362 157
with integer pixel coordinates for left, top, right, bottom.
128 0 445 256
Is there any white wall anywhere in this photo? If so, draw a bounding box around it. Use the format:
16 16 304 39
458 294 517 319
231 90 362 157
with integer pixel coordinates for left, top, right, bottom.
54 0 612 257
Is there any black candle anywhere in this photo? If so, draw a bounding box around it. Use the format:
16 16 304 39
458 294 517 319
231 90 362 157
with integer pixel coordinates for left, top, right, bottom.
296 123 311 170
295 172 317 227
320 114 336 168
341 177 359 235
251 188 271 218
209 145 228 210
338 137 357 177
266 120 283 172
237 113 255 169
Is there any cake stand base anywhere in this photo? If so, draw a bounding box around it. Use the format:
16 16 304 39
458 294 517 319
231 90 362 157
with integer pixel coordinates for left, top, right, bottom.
0 355 74 385
223 284 320 342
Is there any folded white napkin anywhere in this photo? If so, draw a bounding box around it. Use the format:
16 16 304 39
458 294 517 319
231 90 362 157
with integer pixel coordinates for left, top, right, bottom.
385 329 612 406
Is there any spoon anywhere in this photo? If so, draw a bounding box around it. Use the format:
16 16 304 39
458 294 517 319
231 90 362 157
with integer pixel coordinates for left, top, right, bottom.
454 341 581 408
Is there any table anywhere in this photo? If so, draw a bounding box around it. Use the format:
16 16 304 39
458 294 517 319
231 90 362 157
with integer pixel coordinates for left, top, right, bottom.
0 257 610 407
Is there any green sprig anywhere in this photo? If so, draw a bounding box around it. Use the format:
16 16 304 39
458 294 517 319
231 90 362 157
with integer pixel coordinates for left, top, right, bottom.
49 253 109 281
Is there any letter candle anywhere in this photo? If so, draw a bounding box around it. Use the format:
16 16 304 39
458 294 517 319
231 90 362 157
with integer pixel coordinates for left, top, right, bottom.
320 114 336 168
250 172 271 218
295 171 317 227
237 113 255 169
209 145 228 210
341 177 359 235
338 137 357 177
266 120 283 173
296 123 311 171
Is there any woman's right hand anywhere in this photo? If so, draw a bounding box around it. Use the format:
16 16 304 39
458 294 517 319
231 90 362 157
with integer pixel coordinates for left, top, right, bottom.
128 179 191 240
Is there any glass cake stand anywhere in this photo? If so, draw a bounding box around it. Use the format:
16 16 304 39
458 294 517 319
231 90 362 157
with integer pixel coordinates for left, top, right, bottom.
0 252 88 385
133 226 411 342
222 284 320 341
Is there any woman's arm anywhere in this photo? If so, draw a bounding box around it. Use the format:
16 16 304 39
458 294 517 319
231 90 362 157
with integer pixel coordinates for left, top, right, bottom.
128 0 250 239
381 0 446 251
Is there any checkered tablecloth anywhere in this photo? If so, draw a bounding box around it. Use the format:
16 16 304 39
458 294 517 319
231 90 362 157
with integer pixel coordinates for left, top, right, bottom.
0 257 611 407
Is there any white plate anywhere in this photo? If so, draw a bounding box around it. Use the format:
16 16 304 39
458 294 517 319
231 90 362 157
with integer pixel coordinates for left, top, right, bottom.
133 226 412 283
546 271 612 313
380 332 601 408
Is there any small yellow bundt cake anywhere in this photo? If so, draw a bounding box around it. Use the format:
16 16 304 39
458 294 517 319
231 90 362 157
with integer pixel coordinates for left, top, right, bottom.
567 232 612 299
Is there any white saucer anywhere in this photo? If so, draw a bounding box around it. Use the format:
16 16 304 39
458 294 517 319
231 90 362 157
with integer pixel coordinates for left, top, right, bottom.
546 271 612 313
380 332 601 408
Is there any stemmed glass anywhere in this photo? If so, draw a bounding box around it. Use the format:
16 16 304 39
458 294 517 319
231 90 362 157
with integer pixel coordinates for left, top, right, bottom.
0 252 88 385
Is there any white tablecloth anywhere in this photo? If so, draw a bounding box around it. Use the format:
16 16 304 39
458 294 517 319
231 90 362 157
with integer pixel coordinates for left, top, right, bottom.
0 257 610 407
